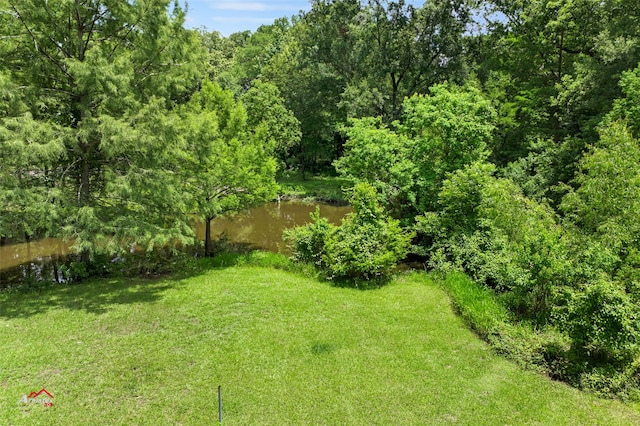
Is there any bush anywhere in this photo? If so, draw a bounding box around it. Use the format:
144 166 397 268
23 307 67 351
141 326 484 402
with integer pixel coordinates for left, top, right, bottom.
60 253 117 282
284 207 335 268
617 248 640 300
565 278 640 366
420 162 570 323
286 183 414 286
576 357 640 401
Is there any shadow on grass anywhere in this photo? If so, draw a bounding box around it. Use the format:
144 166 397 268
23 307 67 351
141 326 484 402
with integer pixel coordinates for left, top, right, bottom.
0 248 393 320
329 276 391 290
0 244 279 320
0 276 182 319
0 243 247 320
0 252 223 319
310 341 336 355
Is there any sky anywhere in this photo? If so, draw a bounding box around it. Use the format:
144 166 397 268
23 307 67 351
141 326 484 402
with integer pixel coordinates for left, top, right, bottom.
181 1 314 36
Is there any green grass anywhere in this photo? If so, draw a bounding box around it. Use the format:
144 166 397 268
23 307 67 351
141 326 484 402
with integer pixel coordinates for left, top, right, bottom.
438 271 573 375
438 271 511 337
278 172 352 203
1 263 639 424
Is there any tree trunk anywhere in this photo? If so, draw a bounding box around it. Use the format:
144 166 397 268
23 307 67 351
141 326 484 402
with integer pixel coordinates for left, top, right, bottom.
79 146 91 263
205 216 213 257
391 73 400 122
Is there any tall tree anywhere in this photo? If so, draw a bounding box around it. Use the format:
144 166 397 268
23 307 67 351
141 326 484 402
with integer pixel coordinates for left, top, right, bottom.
241 79 301 172
0 0 206 255
478 0 640 166
336 82 496 219
178 82 277 256
261 0 474 175
561 121 640 252
353 0 472 120
262 22 345 175
231 18 293 92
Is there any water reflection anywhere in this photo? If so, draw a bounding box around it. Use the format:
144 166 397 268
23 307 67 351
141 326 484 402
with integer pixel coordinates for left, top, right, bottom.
194 201 351 253
0 238 71 271
0 201 351 286
0 239 72 288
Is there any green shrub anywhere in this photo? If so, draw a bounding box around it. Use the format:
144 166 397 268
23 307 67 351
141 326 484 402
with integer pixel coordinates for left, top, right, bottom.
284 207 335 268
286 183 413 286
561 121 640 252
321 183 414 285
418 159 640 396
60 253 117 282
421 162 570 323
578 359 640 401
617 249 640 300
565 278 640 366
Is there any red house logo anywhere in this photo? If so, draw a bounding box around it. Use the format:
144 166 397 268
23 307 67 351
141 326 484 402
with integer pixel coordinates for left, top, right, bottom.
18 388 54 407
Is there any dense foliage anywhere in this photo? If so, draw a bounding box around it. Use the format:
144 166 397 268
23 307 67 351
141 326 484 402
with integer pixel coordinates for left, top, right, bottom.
335 82 495 217
2 0 640 398
286 183 413 286
0 0 278 258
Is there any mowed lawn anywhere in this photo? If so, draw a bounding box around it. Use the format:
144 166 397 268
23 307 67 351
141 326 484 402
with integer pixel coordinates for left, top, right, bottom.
1 265 639 425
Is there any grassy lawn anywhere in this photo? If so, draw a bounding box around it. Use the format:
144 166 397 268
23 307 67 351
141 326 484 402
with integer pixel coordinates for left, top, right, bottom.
278 172 352 203
1 263 639 425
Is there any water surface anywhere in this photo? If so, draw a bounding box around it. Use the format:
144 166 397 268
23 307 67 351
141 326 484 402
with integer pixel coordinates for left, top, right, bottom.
0 201 351 285
194 201 350 253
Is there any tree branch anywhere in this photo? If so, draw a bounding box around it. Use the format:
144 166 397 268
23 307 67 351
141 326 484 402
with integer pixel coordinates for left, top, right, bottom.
9 2 73 79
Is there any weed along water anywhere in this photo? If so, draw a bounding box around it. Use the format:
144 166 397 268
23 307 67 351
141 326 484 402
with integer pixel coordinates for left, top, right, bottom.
0 201 351 286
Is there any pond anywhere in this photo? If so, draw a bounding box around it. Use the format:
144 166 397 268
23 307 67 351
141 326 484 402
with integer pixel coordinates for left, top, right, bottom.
194 201 350 253
0 201 351 286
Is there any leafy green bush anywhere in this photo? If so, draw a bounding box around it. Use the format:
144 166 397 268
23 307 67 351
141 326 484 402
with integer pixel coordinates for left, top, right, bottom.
322 183 414 284
419 161 640 396
286 183 413 286
419 162 570 323
60 253 118 282
561 122 640 252
565 278 640 366
284 207 335 268
603 64 640 138
577 359 640 401
617 248 640 300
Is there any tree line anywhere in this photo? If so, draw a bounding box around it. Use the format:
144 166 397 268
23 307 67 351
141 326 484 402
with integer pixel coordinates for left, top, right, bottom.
2 0 640 398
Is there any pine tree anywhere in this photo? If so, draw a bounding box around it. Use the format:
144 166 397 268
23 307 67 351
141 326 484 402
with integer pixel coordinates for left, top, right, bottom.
0 0 206 255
